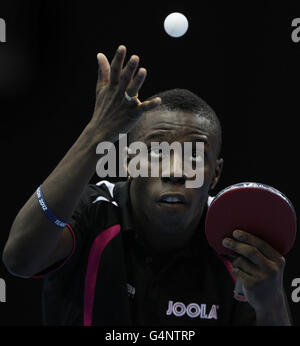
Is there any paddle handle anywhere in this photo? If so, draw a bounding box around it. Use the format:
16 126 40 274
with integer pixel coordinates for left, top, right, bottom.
233 278 248 302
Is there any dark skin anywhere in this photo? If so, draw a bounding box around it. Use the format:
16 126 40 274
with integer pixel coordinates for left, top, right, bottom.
223 230 289 323
5 45 291 325
127 109 291 325
129 110 223 254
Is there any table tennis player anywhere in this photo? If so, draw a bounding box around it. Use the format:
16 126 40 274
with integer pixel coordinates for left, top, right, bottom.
3 45 291 326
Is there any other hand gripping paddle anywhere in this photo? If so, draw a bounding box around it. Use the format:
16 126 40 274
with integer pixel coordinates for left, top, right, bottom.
205 182 297 301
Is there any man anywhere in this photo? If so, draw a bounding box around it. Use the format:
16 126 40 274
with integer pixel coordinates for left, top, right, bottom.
3 45 291 326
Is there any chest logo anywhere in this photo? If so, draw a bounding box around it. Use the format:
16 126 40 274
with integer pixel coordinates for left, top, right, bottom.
166 300 218 319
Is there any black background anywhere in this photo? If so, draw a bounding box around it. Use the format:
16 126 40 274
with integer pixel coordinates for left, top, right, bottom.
0 0 300 326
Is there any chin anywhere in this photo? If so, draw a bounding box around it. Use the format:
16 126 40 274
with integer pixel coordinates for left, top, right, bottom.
151 209 190 235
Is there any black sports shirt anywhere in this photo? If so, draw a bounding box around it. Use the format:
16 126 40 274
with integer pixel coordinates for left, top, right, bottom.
34 180 256 326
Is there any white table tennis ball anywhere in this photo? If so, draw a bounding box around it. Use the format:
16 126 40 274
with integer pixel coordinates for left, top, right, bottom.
164 12 189 38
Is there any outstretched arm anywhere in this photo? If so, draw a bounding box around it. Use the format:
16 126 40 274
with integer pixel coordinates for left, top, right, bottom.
3 45 161 277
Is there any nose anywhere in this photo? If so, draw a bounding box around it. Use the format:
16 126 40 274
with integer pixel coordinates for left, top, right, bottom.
161 152 187 184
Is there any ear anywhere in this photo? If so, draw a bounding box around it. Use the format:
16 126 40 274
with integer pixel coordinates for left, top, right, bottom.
209 158 224 192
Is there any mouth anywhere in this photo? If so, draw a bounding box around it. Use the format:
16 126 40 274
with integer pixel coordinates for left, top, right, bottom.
157 193 188 205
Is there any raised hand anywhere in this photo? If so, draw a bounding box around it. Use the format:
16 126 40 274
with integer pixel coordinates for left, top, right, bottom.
90 45 161 143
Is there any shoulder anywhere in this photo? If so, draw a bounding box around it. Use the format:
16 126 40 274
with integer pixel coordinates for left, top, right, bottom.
82 180 117 204
72 180 121 218
80 180 129 205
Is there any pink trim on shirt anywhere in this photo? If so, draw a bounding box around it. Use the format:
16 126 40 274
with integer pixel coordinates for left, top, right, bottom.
216 253 236 284
83 224 121 326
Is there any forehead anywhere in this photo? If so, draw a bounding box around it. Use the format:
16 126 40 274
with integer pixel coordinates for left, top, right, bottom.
138 109 213 141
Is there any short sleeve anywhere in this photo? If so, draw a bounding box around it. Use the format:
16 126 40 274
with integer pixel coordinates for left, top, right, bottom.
32 181 116 278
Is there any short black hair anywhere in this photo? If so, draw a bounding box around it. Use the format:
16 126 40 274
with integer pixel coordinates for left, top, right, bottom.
130 88 222 157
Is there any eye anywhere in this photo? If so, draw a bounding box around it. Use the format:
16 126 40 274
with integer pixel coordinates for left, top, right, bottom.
191 150 203 160
148 147 162 159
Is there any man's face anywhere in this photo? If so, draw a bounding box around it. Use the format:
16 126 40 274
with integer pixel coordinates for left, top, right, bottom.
129 109 223 244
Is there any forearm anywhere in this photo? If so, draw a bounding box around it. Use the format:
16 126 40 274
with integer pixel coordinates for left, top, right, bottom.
3 123 103 276
255 292 292 326
3 45 161 277
39 123 101 216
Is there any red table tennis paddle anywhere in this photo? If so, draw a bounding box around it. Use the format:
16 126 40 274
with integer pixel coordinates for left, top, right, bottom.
205 182 297 301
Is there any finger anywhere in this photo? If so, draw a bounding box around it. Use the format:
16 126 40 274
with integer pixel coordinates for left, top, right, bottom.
231 266 253 284
137 97 162 113
232 230 284 263
110 45 127 86
97 53 111 86
232 256 258 277
126 68 147 97
222 254 238 263
223 238 269 267
118 55 140 93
